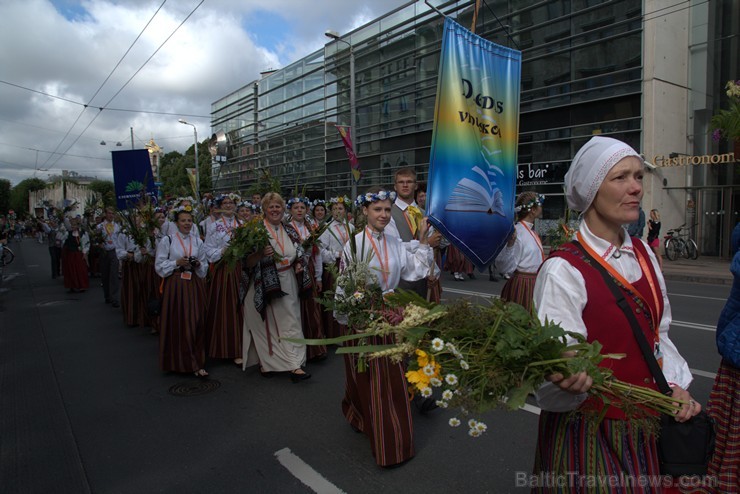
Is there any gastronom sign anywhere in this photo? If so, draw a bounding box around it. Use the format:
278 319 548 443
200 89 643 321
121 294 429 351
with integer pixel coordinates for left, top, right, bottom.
652 152 736 167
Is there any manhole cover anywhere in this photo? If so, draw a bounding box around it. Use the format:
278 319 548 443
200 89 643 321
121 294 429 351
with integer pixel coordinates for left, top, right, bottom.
169 379 221 396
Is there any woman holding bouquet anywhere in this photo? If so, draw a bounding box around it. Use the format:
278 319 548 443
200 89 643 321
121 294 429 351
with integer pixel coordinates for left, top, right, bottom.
287 196 327 361
337 188 434 468
155 206 209 377
204 193 244 365
495 191 545 312
60 217 90 293
242 193 312 382
532 136 700 491
318 196 354 339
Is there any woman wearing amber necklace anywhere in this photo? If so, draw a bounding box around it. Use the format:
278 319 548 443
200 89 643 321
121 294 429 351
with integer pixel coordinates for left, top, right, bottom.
337 188 434 468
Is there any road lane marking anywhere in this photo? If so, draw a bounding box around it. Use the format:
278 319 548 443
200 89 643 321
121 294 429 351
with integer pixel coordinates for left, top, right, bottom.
690 368 717 379
520 403 541 415
442 287 498 299
671 320 716 332
668 293 726 302
275 447 345 494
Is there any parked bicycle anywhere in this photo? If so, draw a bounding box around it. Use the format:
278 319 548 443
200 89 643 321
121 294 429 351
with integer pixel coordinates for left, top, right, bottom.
663 224 699 261
0 244 13 268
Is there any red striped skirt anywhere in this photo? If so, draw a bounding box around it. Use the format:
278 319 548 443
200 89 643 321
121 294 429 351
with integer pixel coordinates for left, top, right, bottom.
61 248 89 290
120 259 140 326
533 411 662 493
205 261 243 359
341 327 414 467
702 359 739 493
500 271 538 313
159 273 207 373
322 261 343 339
302 261 327 360
444 245 472 274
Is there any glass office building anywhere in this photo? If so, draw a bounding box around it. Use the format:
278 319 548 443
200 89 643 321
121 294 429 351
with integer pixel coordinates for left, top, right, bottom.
211 0 738 255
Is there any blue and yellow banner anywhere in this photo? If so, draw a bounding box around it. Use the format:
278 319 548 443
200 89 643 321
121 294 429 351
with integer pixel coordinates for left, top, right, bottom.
427 18 521 271
111 149 157 210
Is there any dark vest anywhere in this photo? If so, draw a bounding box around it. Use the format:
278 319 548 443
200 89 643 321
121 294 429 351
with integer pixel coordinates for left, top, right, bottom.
549 239 663 420
390 203 427 298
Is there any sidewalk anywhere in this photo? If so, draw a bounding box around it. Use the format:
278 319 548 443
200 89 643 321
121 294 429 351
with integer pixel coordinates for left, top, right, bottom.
661 256 733 285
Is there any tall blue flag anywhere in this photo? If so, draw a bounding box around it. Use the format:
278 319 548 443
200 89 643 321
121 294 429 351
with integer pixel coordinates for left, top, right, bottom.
111 149 157 210
427 18 522 271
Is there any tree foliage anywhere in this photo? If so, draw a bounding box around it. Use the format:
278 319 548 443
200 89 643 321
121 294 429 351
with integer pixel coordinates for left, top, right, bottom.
9 178 48 216
88 180 116 208
0 179 11 213
159 140 212 199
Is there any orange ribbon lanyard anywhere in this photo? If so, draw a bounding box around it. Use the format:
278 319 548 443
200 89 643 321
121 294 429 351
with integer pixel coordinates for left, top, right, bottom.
577 232 658 335
334 224 348 244
174 233 192 258
291 221 306 239
520 222 544 261
266 221 286 256
364 227 389 290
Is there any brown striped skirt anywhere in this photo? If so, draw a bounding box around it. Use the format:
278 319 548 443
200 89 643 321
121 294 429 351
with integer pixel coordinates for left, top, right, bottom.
702 359 739 493
341 327 414 467
120 258 140 326
322 260 343 339
205 261 243 359
302 260 327 360
500 271 537 313
159 273 207 373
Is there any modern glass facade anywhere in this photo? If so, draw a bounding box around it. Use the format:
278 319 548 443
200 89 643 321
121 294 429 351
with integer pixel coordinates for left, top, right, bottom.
211 0 738 254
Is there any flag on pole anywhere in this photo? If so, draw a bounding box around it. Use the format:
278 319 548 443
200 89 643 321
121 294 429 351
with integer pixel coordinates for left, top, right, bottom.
427 18 522 271
336 125 361 182
186 168 198 198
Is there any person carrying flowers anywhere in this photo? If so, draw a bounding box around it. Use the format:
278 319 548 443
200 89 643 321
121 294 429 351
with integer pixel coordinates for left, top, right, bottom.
335 187 434 468
531 136 701 491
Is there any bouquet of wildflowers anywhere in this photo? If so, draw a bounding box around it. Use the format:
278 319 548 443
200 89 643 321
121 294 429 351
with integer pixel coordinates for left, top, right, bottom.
219 217 275 269
711 80 740 143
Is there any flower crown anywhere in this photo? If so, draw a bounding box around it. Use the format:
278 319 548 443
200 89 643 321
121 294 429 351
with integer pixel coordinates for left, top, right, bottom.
170 204 195 219
514 194 545 213
287 196 311 208
355 190 397 207
174 196 196 207
329 196 351 206
215 193 241 205
311 199 327 209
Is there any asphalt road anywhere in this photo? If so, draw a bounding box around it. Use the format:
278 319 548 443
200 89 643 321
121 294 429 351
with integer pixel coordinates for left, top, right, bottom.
0 240 729 494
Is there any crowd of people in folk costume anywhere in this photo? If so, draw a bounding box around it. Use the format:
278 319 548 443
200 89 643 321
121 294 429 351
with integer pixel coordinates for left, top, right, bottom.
11 138 737 491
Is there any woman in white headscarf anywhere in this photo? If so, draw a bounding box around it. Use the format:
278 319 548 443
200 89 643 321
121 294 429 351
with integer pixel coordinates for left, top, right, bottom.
531 136 701 490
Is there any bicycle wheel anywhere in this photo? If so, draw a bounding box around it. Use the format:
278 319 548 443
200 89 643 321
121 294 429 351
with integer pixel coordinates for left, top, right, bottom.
664 239 679 261
686 239 699 260
1 247 13 266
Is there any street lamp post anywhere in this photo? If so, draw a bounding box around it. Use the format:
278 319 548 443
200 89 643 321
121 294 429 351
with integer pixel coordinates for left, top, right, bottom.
178 119 200 197
325 30 357 200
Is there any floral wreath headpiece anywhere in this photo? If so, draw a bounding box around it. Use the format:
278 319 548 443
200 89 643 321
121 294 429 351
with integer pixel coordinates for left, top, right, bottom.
311 199 327 210
174 196 196 207
329 196 351 206
215 193 241 205
514 194 545 213
355 190 397 208
169 204 195 220
286 196 311 209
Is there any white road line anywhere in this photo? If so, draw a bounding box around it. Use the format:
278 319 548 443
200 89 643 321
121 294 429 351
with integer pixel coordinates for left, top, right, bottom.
275 448 345 494
520 403 541 416
671 320 716 332
690 368 717 380
668 293 726 302
442 287 497 298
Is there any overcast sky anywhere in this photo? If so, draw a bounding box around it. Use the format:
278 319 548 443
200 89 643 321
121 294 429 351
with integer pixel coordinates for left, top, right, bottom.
0 0 409 186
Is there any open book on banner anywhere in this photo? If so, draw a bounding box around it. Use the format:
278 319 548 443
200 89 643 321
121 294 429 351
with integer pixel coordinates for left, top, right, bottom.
111 149 158 210
426 17 521 271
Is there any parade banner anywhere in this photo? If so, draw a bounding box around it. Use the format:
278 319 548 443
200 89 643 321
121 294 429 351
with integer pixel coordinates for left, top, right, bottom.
427 17 521 270
186 168 198 198
111 149 157 210
336 125 362 182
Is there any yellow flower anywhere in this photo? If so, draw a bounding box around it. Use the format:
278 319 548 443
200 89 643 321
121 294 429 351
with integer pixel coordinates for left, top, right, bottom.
415 349 430 367
406 369 430 391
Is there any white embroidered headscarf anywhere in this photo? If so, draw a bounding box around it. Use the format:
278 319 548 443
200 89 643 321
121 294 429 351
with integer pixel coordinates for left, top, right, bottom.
564 136 643 212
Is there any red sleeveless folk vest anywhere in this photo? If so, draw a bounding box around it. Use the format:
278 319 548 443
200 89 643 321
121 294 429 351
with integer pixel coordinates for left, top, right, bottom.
548 239 664 420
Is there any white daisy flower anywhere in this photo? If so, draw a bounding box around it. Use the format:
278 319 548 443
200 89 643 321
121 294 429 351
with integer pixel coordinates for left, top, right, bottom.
420 387 433 398
445 374 458 386
468 419 478 429
442 389 454 401
429 377 442 388
423 364 436 376
468 428 482 438
435 400 448 408
460 360 470 370
475 422 488 432
431 338 444 352
448 418 461 427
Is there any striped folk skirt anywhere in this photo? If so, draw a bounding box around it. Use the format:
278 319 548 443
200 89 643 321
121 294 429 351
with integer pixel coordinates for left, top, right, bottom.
341 328 414 467
302 261 327 361
532 411 662 494
159 273 207 373
205 261 243 359
120 259 140 326
138 260 161 329
500 271 538 313
61 248 89 290
322 260 343 339
700 359 740 493
444 245 473 274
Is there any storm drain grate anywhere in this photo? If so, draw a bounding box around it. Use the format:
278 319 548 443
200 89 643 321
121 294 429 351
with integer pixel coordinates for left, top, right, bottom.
168 379 221 396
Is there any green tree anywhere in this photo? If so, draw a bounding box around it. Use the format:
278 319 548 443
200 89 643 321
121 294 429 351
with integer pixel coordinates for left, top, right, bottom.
159 140 212 199
9 178 48 216
88 180 116 208
0 179 11 213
